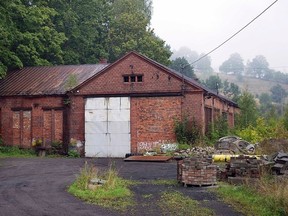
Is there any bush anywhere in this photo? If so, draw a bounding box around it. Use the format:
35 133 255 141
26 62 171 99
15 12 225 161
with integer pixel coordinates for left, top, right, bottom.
67 149 80 158
50 141 64 155
206 116 229 143
174 117 201 145
235 117 288 144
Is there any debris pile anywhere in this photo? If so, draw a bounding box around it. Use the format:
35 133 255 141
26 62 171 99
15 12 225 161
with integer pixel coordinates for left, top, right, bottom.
179 157 217 186
214 136 255 155
174 146 215 157
269 152 288 175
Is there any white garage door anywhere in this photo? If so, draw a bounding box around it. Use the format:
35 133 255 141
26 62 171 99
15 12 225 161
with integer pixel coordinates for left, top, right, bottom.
85 97 130 157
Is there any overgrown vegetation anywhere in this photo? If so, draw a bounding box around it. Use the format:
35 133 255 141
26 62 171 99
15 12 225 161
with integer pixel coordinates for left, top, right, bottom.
206 116 229 144
174 117 201 146
158 191 214 216
216 177 288 216
68 162 134 212
68 163 217 215
0 146 36 158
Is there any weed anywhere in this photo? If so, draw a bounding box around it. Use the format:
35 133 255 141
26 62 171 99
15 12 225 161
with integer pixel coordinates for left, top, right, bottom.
142 194 153 199
68 162 135 212
158 190 214 216
174 117 201 146
149 179 178 186
0 146 36 158
67 149 80 158
215 180 288 216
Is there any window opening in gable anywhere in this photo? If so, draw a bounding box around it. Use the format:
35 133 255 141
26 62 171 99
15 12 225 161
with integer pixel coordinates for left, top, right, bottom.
123 76 129 83
137 75 143 82
123 74 143 83
130 75 136 82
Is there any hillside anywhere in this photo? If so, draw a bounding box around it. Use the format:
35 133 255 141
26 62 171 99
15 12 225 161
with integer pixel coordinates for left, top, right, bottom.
196 72 288 98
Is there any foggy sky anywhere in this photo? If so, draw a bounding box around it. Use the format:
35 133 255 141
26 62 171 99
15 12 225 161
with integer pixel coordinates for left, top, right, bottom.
151 0 288 72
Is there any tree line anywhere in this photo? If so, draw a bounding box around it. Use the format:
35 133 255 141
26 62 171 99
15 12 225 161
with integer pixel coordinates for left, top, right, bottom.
0 0 171 77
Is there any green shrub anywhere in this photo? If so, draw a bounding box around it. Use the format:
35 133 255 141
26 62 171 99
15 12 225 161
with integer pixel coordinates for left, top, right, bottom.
50 141 64 155
67 149 80 158
206 115 229 143
174 117 201 145
0 146 36 158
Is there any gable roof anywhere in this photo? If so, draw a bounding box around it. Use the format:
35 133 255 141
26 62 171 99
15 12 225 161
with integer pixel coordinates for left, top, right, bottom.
120 52 238 107
0 64 108 96
0 51 237 107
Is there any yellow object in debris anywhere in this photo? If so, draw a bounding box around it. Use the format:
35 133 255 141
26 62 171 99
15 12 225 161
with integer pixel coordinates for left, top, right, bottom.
212 154 262 162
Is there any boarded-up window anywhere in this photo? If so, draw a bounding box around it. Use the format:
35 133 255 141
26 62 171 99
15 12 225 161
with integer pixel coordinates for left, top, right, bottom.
205 107 212 133
12 110 31 147
43 109 63 145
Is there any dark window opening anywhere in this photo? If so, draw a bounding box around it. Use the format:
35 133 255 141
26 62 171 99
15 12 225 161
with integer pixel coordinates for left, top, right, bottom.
123 76 129 83
130 76 136 82
123 74 143 83
137 75 143 82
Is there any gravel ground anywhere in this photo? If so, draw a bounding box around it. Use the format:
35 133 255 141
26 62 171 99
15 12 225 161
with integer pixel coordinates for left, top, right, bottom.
0 157 242 216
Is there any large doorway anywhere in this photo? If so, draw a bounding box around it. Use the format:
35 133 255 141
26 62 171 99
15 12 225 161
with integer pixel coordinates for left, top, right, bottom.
85 97 130 157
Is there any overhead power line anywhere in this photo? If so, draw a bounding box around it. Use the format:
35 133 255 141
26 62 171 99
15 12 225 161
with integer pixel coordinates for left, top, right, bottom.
190 0 279 65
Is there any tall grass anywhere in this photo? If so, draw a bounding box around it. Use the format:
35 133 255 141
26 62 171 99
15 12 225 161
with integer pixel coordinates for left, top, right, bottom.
158 191 214 216
68 161 134 212
216 176 288 216
0 146 36 158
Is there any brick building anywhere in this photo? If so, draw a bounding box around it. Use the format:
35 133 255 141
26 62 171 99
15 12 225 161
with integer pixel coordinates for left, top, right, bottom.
0 52 238 157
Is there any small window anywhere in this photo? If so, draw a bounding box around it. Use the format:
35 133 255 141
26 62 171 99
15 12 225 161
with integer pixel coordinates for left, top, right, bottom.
123 74 143 83
137 75 143 82
123 76 129 83
130 76 136 82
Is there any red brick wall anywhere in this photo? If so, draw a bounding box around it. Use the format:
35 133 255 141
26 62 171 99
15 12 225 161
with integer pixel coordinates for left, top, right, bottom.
0 53 238 151
0 96 64 147
130 96 181 153
77 54 198 95
68 96 85 142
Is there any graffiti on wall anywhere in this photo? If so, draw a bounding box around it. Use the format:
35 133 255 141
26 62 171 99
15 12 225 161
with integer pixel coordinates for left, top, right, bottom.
137 140 177 153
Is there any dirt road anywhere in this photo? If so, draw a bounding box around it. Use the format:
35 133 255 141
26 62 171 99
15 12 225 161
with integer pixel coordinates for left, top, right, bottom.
0 158 242 216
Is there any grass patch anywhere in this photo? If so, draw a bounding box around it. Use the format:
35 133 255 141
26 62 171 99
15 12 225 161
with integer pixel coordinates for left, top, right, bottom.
158 191 214 216
215 179 288 216
149 179 179 186
0 146 36 158
68 161 135 212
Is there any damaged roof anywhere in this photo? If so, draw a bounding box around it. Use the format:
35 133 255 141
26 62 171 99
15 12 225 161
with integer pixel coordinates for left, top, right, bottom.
0 64 108 96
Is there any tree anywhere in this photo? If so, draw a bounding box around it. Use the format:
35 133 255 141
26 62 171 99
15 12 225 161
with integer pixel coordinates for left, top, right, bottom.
223 80 241 102
108 0 171 65
43 0 111 64
203 75 222 93
195 53 213 73
259 93 275 117
171 47 199 64
235 91 259 129
270 84 287 103
169 57 195 79
246 55 269 78
0 0 66 75
219 53 244 75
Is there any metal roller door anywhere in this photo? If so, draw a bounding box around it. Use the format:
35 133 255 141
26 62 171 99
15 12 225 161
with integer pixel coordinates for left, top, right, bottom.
85 97 130 157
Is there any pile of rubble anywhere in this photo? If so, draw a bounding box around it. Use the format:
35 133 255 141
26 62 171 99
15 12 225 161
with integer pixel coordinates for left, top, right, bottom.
174 146 215 157
214 136 255 155
268 152 288 175
217 152 288 184
178 157 217 186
